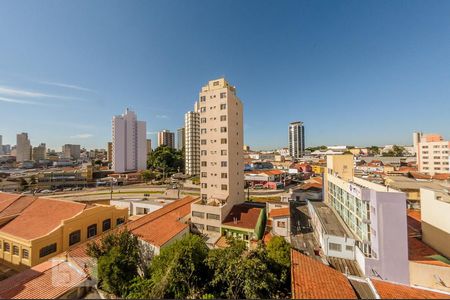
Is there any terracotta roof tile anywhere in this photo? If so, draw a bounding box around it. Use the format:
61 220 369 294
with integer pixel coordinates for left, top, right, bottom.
0 198 86 240
291 249 358 299
372 279 450 299
222 204 262 230
0 260 87 299
269 207 290 218
0 194 35 221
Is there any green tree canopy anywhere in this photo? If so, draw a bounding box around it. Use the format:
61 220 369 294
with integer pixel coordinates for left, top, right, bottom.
147 145 184 175
141 170 156 184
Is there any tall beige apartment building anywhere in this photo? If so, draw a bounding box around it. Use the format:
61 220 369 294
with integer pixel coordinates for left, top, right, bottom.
157 130 175 148
32 143 46 162
16 133 32 163
191 78 244 240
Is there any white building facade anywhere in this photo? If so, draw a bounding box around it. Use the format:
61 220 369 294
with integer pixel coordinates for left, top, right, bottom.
184 109 200 176
288 121 305 159
112 109 147 173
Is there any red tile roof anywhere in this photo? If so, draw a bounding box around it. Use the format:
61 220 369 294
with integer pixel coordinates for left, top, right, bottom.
372 279 450 299
410 172 433 180
0 260 87 299
291 249 358 299
432 173 450 181
222 204 263 230
269 207 290 218
0 194 35 221
0 197 86 240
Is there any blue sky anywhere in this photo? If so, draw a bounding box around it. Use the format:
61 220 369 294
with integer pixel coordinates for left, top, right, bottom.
0 0 449 150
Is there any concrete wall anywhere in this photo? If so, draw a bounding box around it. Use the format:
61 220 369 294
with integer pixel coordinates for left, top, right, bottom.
409 261 450 293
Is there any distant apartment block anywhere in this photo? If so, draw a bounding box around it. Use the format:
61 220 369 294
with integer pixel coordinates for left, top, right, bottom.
32 143 46 162
288 121 305 159
62 144 81 160
16 132 32 162
146 139 152 155
177 127 185 150
420 188 450 258
112 108 147 173
190 78 245 240
0 135 3 155
107 141 113 162
324 154 409 284
157 130 175 148
185 110 200 176
414 132 450 175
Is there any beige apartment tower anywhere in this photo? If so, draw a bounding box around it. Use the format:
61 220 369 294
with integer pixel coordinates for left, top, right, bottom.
157 130 175 148
185 109 200 176
191 78 244 241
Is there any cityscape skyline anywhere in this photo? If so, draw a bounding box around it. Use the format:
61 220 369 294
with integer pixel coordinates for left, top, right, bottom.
1 1 450 150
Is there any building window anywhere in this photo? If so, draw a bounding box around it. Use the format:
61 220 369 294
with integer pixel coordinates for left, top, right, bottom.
220 92 226 98
201 183 207 188
201 118 206 123
39 243 57 258
87 224 97 238
221 184 228 190
207 225 220 232
116 218 125 225
192 211 205 218
13 245 19 256
277 221 286 228
69 230 81 246
4 242 10 252
102 219 111 232
193 223 204 230
201 194 207 201
201 172 207 178
207 213 220 220
213 81 219 86
221 138 227 144
329 243 342 252
220 115 226 121
346 245 354 252
201 128 207 134
221 173 228 178
220 127 227 133
220 104 226 110
201 161 207 167
201 150 207 156
221 150 227 155
201 139 207 145
221 161 227 167
22 249 29 259
200 96 206 102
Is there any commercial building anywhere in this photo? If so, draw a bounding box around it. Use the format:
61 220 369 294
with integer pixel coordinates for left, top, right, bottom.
288 121 305 159
0 192 128 267
157 130 175 148
177 127 185 150
112 108 147 173
32 143 46 162
325 154 409 284
420 188 450 258
414 132 450 175
190 78 245 241
16 133 32 163
62 144 81 160
184 110 200 176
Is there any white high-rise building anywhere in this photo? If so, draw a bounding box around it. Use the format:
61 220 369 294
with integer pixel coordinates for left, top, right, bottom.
414 132 450 175
190 78 244 239
289 121 305 159
184 108 200 176
16 133 32 162
112 109 147 173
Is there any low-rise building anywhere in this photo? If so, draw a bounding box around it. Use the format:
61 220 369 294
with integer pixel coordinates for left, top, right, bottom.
0 192 128 267
308 201 356 260
110 198 174 216
267 206 290 241
420 188 450 259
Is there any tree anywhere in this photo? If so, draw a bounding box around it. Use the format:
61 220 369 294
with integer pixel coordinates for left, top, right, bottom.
87 229 143 297
368 146 380 155
19 178 28 191
266 236 291 297
148 234 210 299
147 146 184 176
141 170 156 184
206 238 276 299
